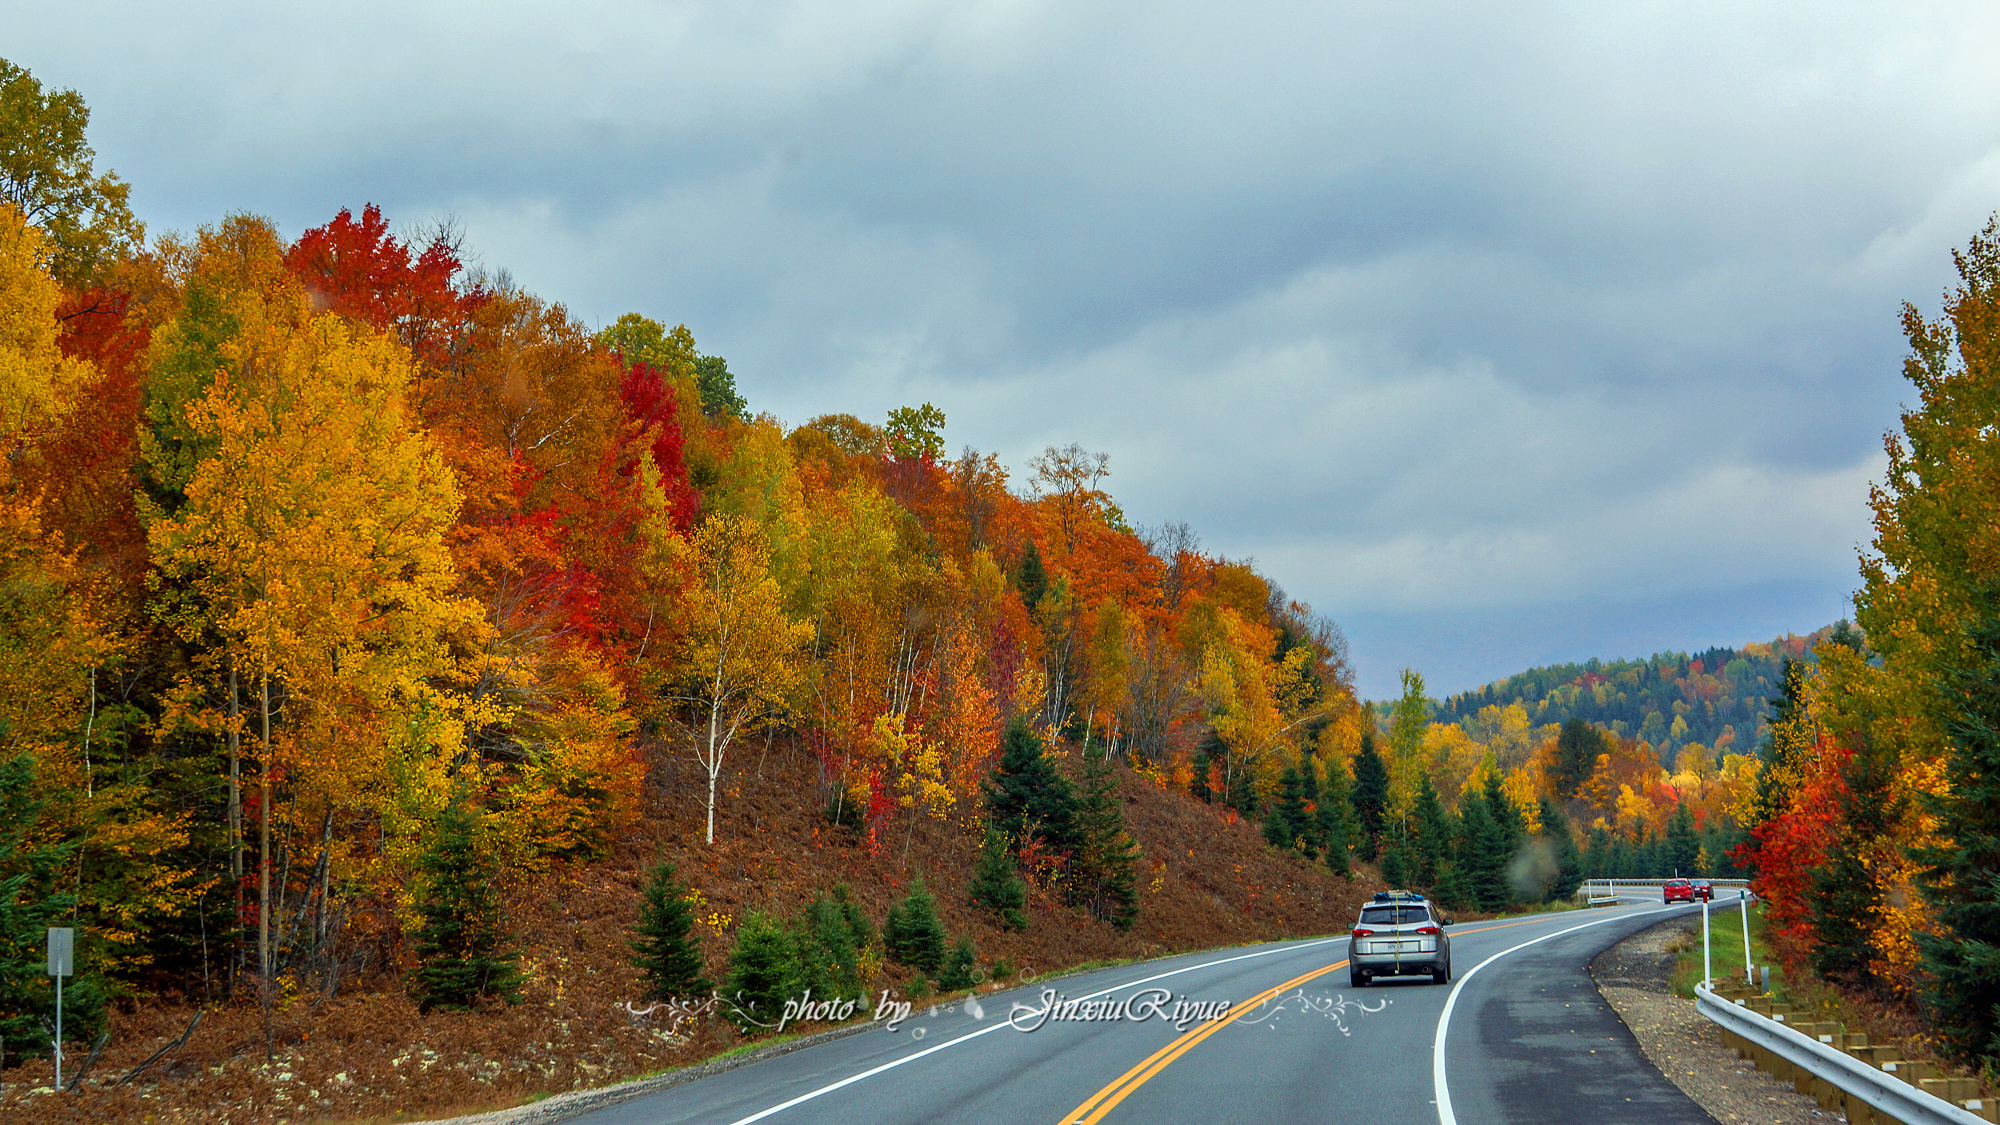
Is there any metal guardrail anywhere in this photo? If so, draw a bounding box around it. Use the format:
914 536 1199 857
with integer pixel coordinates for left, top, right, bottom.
1695 982 1991 1125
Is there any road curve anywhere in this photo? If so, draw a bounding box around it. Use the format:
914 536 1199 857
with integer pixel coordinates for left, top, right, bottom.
568 898 1729 1125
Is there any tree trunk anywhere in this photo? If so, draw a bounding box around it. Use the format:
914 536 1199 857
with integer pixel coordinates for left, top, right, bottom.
259 669 272 1058
229 658 242 930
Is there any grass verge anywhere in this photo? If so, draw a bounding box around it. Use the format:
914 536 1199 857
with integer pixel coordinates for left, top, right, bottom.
1668 897 1780 1001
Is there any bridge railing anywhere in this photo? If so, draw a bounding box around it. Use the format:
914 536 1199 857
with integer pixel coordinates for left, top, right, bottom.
1574 878 1751 902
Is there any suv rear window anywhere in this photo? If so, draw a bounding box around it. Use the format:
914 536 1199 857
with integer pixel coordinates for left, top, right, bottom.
1360 906 1429 924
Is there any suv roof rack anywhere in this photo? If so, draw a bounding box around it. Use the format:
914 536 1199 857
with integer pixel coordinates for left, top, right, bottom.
1374 890 1426 903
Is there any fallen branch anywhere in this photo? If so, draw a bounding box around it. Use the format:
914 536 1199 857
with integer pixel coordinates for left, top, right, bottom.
65 1027 112 1091
114 1010 202 1088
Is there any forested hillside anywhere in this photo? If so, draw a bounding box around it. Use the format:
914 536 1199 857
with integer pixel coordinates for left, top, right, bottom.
0 58 1376 1116
1424 627 1838 767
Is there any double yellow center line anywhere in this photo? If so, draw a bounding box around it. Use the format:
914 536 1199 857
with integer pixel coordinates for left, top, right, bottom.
1059 958 1351 1123
1058 913 1579 1123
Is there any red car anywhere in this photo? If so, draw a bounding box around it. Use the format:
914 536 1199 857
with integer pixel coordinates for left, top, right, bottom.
1691 880 1715 902
1663 878 1697 904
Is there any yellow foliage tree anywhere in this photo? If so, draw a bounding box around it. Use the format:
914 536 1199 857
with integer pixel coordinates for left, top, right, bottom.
0 203 91 454
665 512 811 844
148 284 485 990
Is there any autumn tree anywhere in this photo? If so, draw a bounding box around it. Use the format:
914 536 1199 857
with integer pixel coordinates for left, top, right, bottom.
0 202 93 448
1387 669 1429 829
145 240 483 1004
665 512 811 843
0 60 142 286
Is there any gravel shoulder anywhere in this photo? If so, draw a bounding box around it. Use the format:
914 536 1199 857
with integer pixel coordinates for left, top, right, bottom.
1590 916 1841 1125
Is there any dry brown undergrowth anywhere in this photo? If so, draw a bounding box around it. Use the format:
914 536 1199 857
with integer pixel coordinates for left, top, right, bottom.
0 736 1383 1125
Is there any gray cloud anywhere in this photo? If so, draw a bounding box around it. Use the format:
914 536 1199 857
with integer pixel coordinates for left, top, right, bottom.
12 1 1998 696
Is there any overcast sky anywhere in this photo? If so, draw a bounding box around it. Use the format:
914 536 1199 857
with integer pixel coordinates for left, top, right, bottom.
14 3 1999 699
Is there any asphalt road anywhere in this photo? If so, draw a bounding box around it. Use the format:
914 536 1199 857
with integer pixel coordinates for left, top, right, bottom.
571 898 1731 1125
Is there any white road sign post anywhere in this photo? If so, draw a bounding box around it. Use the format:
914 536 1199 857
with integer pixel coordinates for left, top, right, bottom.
47 928 72 1092
1701 897 1712 990
1741 889 1754 987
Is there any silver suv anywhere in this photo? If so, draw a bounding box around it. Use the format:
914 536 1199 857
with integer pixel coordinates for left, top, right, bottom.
1348 891 1453 986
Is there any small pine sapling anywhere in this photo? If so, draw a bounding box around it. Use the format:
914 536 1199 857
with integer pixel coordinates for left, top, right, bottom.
885 877 946 974
937 935 979 992
968 824 1028 931
724 911 799 1032
629 860 712 999
409 802 524 1013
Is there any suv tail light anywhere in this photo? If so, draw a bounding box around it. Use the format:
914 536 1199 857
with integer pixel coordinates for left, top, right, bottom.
1351 926 1375 937
1415 924 1440 936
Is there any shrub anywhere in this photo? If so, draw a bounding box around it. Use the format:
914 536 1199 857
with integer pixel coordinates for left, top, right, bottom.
937 935 978 992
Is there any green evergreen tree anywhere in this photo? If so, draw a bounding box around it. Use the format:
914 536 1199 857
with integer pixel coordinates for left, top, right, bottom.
884 878 947 974
1551 718 1604 801
1665 800 1700 877
795 887 871 1003
1611 833 1636 880
1410 774 1450 889
968 824 1028 930
408 802 523 1013
937 935 979 992
1486 769 1526 859
1810 736 1895 987
1748 658 1815 825
1315 752 1356 877
984 714 1080 857
1457 786 1507 911
1190 731 1223 802
1350 733 1390 858
1537 797 1585 903
0 753 103 1060
724 911 800 1031
1585 824 1611 880
1913 585 2000 1065
629 859 713 999
1262 765 1312 855
1076 750 1142 930
1015 539 1048 612
1379 844 1409 888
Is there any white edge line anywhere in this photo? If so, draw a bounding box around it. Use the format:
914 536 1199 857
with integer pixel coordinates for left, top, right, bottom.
723 936 1346 1125
1431 902 1678 1125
